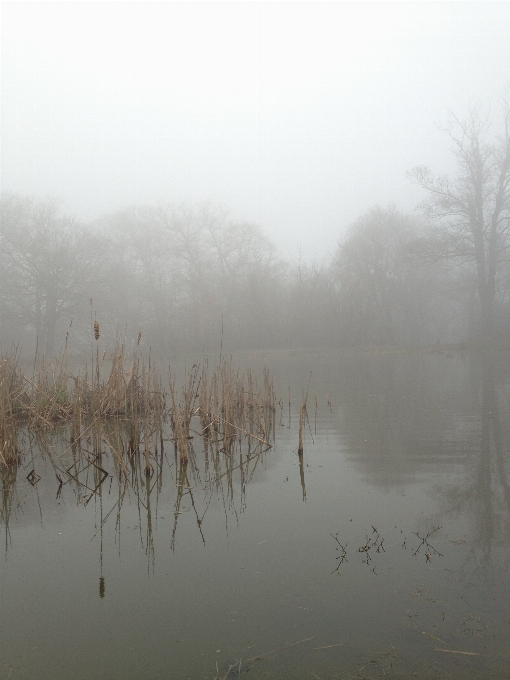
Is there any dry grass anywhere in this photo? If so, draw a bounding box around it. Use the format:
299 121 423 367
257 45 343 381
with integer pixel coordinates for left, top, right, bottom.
0 335 290 571
0 341 275 476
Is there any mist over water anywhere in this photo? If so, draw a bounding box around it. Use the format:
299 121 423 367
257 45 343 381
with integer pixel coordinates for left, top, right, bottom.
1 350 510 679
2 4 510 678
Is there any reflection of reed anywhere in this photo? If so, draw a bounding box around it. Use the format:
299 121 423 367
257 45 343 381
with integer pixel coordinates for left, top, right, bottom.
298 449 306 502
297 385 310 501
0 458 19 551
171 457 189 551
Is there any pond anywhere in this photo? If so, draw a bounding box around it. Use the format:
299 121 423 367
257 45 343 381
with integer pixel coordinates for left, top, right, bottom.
1 350 510 679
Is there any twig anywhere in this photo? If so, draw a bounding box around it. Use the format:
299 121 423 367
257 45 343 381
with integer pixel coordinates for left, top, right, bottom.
313 643 344 650
243 636 316 665
218 417 272 447
434 649 480 656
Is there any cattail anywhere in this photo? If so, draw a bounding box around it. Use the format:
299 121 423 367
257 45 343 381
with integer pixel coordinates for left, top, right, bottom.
94 321 100 340
137 331 142 346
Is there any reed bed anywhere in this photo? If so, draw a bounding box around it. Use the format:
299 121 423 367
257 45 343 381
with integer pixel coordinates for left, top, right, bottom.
0 348 278 560
0 343 165 434
0 333 282 558
0 342 276 475
192 357 275 449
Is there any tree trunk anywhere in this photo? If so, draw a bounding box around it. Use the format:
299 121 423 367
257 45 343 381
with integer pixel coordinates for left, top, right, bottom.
43 287 58 358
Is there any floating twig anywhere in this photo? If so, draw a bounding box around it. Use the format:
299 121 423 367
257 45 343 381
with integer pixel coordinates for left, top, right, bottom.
434 649 479 656
313 643 344 650
243 635 317 665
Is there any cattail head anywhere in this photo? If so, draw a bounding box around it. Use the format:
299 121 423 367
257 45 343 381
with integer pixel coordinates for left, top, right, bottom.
137 331 142 346
94 321 100 341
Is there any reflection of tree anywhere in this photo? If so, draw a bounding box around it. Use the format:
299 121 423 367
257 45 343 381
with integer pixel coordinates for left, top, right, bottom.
334 351 510 567
335 353 476 488
444 353 510 572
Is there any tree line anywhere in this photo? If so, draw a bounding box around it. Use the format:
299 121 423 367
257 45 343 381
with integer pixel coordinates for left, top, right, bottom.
1 100 510 357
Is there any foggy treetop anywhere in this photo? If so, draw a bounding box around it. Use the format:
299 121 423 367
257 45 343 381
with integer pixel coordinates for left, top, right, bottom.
2 2 510 259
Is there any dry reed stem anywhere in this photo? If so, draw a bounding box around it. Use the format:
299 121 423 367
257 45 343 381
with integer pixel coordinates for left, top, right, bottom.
298 404 304 455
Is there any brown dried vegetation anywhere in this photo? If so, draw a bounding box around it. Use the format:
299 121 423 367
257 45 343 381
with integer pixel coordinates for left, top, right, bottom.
0 341 275 477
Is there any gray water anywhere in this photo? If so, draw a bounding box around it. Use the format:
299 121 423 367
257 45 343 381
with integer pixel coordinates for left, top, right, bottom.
1 350 510 679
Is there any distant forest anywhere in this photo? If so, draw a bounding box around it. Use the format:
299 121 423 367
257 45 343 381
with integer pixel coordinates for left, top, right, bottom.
2 103 510 357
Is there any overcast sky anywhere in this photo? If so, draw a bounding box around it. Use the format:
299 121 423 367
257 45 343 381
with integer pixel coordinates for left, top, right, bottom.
2 1 510 260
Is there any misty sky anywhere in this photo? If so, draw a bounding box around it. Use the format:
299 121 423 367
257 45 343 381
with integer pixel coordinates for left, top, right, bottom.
2 2 510 260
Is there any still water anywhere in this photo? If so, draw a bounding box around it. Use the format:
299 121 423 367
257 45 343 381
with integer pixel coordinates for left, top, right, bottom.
1 350 510 679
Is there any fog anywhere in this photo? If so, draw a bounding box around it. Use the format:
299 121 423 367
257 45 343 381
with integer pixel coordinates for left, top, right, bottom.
2 2 510 259
3 10 510 678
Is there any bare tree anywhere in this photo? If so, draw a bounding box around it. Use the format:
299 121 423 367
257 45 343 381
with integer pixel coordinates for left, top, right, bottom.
0 195 103 356
408 99 510 342
97 205 175 348
158 202 281 347
332 206 439 345
96 201 283 350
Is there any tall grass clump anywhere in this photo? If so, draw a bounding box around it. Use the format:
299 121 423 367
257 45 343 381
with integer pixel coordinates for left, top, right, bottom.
0 332 278 512
0 354 22 465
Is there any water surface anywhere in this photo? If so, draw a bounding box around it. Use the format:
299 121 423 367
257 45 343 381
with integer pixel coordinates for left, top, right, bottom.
1 350 510 679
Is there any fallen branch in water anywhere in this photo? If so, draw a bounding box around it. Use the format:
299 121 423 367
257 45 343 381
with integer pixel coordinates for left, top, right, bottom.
313 642 344 650
434 649 480 656
243 635 316 665
218 417 272 447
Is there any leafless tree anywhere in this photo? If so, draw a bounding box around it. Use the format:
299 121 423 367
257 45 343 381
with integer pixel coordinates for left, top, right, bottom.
408 98 510 342
0 194 103 356
94 201 283 350
332 206 442 345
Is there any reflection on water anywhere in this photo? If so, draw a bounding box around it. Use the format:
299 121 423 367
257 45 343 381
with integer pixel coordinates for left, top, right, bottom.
1 351 510 679
332 351 510 559
0 409 275 567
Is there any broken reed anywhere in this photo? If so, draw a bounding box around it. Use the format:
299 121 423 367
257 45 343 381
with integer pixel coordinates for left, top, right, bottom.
168 357 275 463
0 343 276 472
201 358 275 445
